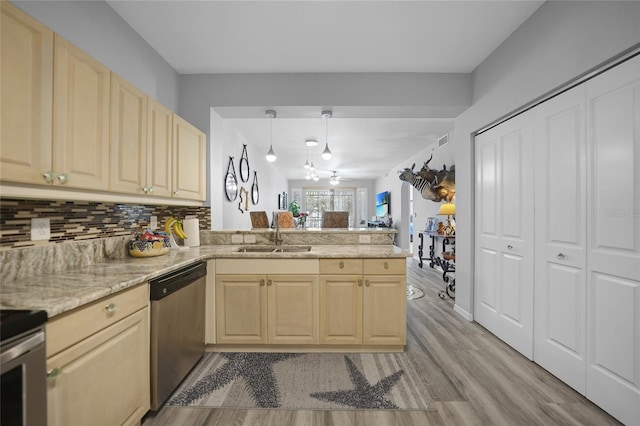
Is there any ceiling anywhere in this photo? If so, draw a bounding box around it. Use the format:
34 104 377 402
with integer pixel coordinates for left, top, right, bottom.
107 0 544 181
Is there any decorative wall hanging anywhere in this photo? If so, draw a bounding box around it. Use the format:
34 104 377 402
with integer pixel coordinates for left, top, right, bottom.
239 144 250 183
225 157 238 201
251 171 259 205
238 187 249 213
398 155 456 202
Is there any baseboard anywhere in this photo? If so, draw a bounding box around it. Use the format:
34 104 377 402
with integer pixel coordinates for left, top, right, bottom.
453 304 473 321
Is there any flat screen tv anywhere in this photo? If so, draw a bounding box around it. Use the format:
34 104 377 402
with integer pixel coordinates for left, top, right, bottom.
375 191 390 217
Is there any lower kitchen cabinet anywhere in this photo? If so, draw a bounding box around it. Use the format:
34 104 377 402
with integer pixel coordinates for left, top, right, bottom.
215 274 319 345
319 258 406 346
46 285 149 426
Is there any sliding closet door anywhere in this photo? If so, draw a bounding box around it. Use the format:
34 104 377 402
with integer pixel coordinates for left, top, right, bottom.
585 54 640 426
533 84 587 394
475 111 535 359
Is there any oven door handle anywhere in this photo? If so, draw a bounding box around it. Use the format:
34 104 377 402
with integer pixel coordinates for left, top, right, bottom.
0 331 45 364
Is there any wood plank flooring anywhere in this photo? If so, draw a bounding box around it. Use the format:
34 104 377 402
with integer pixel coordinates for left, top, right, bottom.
142 258 621 426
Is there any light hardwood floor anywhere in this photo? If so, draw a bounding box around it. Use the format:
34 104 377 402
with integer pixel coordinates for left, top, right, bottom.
142 258 621 426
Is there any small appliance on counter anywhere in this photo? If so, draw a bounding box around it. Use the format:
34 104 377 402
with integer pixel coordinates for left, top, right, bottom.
1 309 48 426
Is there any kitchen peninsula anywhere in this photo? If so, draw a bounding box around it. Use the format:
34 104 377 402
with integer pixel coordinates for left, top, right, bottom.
1 227 408 347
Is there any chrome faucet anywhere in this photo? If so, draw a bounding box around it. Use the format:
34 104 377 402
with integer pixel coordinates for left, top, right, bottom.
274 212 283 245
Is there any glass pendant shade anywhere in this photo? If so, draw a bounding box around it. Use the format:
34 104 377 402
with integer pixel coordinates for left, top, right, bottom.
322 142 332 160
266 144 277 162
265 110 277 162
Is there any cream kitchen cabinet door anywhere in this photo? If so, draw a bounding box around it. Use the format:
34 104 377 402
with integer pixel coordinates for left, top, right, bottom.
267 274 319 344
0 2 54 185
319 274 363 345
109 73 148 194
53 35 110 190
146 98 173 198
47 308 149 426
173 114 206 201
215 274 319 345
319 258 406 346
215 274 268 344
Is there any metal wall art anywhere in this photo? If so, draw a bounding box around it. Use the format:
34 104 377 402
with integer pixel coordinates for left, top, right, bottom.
225 157 238 201
239 144 250 183
251 171 259 204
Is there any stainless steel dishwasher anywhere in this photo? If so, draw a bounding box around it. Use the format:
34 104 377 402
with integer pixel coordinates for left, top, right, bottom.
149 261 206 411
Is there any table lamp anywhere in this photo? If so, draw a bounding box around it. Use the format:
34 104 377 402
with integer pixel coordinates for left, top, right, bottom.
437 203 456 235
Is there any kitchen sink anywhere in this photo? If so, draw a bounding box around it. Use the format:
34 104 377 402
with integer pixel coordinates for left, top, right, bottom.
235 245 312 253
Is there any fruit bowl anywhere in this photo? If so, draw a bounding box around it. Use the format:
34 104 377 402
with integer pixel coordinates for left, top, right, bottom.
128 231 170 258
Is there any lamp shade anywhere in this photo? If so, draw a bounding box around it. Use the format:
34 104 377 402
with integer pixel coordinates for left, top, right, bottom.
437 203 456 216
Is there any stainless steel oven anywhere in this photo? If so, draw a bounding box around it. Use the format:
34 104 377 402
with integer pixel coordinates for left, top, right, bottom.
0 310 48 426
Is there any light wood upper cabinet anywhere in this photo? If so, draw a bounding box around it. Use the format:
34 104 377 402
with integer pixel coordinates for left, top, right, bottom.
173 114 207 201
109 73 148 194
147 98 173 198
0 2 53 185
53 35 110 190
1 4 207 202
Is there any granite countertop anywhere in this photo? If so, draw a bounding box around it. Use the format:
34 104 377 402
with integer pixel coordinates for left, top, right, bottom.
0 244 409 319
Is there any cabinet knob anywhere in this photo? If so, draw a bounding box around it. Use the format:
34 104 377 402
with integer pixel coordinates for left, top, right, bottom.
47 367 62 379
56 173 69 185
365 280 370 287
42 171 55 183
339 261 344 269
384 262 389 269
267 279 272 287
105 303 117 313
173 190 180 195
260 279 265 287
358 279 362 287
557 253 566 260
507 245 514 250
147 186 154 193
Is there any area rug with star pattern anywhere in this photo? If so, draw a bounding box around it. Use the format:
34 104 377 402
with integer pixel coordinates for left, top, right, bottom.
166 352 435 410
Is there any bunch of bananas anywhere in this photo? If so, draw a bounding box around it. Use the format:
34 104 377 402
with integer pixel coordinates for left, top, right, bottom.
164 217 188 239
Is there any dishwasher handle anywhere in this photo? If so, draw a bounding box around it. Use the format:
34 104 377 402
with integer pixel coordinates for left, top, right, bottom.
150 261 206 300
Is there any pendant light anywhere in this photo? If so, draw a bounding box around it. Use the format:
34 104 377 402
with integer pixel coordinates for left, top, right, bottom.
265 110 277 162
321 110 333 160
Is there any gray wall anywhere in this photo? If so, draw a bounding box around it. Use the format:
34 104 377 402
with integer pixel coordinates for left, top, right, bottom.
452 1 640 319
12 0 180 110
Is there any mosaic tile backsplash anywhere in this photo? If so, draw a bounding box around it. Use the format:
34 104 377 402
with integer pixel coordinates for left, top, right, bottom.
0 199 211 249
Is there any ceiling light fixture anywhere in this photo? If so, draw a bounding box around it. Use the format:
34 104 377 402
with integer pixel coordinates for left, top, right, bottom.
304 145 310 169
321 110 333 160
330 171 340 185
305 139 318 147
265 110 277 162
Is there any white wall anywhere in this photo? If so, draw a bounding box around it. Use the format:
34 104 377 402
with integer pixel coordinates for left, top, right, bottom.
452 1 640 320
13 0 180 110
211 112 288 229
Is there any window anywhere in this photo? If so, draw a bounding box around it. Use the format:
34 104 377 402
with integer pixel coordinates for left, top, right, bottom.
303 188 356 228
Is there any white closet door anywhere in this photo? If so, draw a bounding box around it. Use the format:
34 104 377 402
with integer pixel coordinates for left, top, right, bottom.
585 54 640 426
533 84 587 394
475 111 535 359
